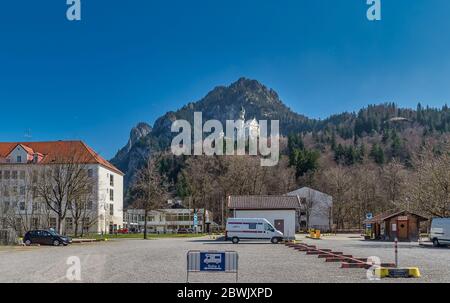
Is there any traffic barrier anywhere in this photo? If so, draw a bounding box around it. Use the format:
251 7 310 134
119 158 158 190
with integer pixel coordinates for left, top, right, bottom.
374 267 421 278
284 241 419 279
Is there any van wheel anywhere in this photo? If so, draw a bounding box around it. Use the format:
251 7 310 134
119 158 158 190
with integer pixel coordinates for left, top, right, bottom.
433 238 440 247
232 237 239 244
271 237 280 244
53 240 60 246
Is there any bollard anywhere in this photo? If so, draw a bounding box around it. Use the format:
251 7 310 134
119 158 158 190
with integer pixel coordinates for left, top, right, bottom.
394 237 398 268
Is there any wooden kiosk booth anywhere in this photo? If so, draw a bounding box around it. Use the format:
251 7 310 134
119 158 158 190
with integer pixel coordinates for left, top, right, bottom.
364 210 428 242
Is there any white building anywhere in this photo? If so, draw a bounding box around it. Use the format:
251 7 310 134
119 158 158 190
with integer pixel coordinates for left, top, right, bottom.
0 141 124 235
123 208 213 233
228 195 301 239
287 187 333 232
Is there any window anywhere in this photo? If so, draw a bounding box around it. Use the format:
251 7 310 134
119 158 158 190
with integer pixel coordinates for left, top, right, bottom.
12 171 17 180
3 187 9 197
49 218 57 229
32 218 39 229
32 171 38 183
109 189 114 201
110 175 114 187
87 169 93 178
109 204 114 216
248 223 257 230
4 171 10 180
32 202 39 212
19 171 25 180
0 171 2 181
17 156 22 163
19 186 25 195
87 201 93 210
19 202 26 211
264 224 275 232
65 218 73 230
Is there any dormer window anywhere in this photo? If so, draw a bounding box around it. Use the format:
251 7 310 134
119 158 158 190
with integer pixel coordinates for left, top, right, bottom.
17 156 22 163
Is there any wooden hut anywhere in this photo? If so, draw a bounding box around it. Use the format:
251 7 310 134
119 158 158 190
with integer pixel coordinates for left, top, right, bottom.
364 210 428 242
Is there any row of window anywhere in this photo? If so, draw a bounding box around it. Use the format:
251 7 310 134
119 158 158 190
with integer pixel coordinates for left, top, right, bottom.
125 214 203 223
0 217 94 232
0 170 26 180
0 185 94 199
0 201 97 213
0 185 27 197
0 168 115 183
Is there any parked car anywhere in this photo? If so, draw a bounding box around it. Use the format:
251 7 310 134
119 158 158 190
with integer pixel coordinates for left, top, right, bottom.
430 218 450 247
23 230 72 246
225 218 284 244
117 228 129 234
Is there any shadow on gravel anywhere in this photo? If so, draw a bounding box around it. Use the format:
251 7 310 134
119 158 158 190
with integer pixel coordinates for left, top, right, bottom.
187 239 276 245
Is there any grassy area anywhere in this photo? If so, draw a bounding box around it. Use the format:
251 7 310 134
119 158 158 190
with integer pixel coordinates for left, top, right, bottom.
74 233 208 240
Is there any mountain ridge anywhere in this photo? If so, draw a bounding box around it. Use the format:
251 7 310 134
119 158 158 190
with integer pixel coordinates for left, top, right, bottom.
110 77 450 192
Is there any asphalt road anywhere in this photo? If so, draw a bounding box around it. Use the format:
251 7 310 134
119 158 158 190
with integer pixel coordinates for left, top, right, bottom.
0 235 448 283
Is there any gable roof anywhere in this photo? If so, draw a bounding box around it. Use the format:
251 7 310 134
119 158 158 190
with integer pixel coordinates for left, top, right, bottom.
364 209 428 224
228 195 301 210
0 141 123 175
16 144 35 155
287 187 332 199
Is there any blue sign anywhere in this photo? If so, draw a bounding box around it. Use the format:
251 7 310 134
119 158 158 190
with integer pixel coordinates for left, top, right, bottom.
366 213 373 220
193 213 198 226
200 252 225 271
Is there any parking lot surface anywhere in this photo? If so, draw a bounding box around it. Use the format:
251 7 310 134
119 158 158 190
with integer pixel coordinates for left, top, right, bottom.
0 235 448 283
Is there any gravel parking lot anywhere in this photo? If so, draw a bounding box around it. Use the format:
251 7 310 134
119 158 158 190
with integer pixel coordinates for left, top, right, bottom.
0 235 448 283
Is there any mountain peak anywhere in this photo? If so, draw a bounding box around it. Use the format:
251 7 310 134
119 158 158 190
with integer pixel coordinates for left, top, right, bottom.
128 122 152 152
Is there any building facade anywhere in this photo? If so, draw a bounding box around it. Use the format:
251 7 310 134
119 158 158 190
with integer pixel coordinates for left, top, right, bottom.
0 141 124 235
287 187 333 232
228 195 301 239
123 208 213 233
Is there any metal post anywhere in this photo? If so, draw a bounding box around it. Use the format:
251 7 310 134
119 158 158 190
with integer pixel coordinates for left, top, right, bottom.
394 237 398 268
186 253 189 283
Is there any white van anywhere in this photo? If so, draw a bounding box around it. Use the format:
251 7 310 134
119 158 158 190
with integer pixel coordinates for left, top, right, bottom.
225 218 284 244
430 218 450 247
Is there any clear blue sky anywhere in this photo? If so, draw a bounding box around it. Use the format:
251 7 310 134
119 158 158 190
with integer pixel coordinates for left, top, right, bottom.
1 0 450 159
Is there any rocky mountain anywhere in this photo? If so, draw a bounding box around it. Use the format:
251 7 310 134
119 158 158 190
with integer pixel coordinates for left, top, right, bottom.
111 77 450 193
110 78 317 187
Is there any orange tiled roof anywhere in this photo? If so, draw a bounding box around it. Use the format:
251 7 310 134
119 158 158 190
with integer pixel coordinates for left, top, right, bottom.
0 141 123 175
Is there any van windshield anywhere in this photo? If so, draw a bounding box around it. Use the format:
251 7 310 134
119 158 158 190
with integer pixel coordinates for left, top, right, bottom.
265 224 275 232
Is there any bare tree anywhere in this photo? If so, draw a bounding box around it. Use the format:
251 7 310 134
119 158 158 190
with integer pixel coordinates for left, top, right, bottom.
409 143 450 218
35 153 92 234
130 156 167 239
69 187 97 237
381 159 407 209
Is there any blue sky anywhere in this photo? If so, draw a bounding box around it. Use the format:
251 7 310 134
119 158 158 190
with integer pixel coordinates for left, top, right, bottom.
1 0 450 159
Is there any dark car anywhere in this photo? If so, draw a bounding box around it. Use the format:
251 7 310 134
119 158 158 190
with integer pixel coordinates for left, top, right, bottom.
23 230 72 246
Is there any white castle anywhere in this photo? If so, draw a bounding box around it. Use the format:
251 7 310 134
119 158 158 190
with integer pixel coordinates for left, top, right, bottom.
238 106 260 140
